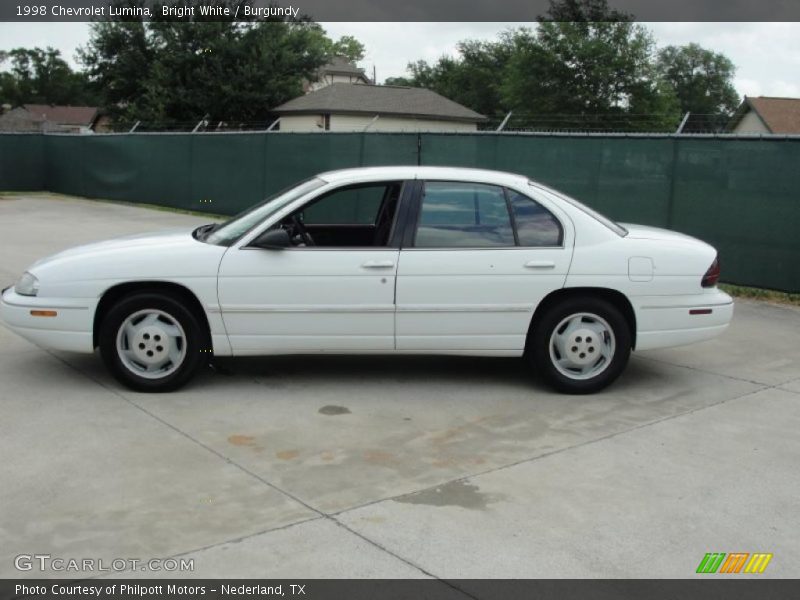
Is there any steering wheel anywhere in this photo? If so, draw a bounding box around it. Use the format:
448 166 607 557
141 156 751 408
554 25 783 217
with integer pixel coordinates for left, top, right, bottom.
292 215 315 246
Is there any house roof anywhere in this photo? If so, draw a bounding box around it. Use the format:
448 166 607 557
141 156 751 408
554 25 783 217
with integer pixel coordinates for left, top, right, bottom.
728 96 800 133
22 104 99 126
0 106 47 131
273 83 486 122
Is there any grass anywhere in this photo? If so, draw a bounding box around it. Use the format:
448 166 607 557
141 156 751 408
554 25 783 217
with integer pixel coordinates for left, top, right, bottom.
720 283 800 307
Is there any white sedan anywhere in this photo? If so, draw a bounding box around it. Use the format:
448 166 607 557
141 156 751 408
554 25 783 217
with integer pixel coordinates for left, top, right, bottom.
1 166 733 394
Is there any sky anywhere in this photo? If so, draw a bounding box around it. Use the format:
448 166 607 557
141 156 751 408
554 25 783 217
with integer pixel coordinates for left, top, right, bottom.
1 21 799 98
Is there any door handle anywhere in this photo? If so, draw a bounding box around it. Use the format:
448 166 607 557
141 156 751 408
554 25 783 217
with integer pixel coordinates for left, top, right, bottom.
525 260 556 269
361 260 395 269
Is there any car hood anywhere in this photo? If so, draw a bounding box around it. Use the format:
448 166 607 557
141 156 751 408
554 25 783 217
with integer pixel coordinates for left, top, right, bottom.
32 228 197 267
28 226 227 285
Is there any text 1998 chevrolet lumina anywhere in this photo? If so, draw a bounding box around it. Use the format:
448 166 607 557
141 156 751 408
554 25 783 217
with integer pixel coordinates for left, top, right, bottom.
0 167 733 393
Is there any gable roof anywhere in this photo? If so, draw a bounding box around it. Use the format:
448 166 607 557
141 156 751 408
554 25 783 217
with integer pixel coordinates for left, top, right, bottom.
728 96 800 133
22 104 99 126
273 83 486 122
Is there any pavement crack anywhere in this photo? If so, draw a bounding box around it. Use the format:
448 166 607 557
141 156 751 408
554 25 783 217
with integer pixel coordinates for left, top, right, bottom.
45 351 444 581
636 354 771 386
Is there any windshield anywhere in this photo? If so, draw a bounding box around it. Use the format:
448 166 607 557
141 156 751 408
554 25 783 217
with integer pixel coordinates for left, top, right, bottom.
528 181 628 237
204 177 327 246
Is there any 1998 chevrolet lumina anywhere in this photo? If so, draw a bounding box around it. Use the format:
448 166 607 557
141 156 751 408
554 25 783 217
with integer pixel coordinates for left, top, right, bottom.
1 167 733 394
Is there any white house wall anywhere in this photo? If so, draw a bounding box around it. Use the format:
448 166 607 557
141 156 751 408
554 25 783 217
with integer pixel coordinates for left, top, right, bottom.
279 114 326 132
732 110 770 133
279 114 478 132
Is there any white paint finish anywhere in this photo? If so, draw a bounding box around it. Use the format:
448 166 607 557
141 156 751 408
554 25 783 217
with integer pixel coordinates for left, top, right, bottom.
628 256 654 282
217 248 399 354
395 249 571 352
0 289 94 352
0 166 733 364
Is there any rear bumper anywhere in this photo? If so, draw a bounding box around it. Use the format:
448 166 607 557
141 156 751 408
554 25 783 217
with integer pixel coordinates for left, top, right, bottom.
634 289 734 351
0 287 94 353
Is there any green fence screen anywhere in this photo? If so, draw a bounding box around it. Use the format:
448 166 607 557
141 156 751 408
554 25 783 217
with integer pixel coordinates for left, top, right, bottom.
0 132 797 292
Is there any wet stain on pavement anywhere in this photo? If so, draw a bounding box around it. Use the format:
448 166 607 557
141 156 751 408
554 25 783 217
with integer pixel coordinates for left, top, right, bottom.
394 480 503 510
276 450 300 460
227 434 256 446
363 450 395 464
319 405 351 416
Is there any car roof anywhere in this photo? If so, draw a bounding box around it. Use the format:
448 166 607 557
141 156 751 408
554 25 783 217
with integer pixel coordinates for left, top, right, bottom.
318 166 530 187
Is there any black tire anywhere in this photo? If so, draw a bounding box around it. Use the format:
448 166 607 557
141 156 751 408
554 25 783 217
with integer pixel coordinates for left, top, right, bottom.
529 296 631 394
99 292 206 392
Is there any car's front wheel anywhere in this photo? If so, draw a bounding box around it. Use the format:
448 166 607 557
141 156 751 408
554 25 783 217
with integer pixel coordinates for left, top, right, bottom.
99 292 205 392
530 297 631 394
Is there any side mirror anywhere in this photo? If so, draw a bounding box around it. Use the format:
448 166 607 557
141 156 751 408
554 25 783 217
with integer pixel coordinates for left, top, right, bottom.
251 228 291 250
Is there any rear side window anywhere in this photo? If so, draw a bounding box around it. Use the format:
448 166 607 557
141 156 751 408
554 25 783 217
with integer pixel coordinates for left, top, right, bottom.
415 182 515 248
508 190 563 247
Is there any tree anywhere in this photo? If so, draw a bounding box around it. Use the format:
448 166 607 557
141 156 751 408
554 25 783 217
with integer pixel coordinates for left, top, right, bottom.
501 22 680 131
78 0 363 127
0 47 96 106
541 0 632 22
77 20 152 121
384 39 513 119
384 0 685 131
328 35 366 62
656 43 739 131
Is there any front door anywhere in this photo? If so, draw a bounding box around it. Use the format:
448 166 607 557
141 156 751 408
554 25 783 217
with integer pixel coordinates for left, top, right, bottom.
218 180 406 355
395 180 573 354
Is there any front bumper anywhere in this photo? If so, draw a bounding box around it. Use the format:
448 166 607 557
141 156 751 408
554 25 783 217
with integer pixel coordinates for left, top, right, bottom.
0 287 94 353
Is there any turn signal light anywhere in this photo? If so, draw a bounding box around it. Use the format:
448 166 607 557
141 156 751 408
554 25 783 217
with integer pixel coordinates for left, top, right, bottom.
701 256 721 288
30 310 57 317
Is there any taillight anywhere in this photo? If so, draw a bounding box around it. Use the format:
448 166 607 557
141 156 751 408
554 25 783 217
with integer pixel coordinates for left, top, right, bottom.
701 256 720 288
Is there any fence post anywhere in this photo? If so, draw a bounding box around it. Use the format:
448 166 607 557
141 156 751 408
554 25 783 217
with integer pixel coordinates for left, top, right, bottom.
666 136 679 228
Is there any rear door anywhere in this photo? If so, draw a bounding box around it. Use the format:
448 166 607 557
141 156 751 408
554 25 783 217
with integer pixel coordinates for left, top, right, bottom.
395 180 573 354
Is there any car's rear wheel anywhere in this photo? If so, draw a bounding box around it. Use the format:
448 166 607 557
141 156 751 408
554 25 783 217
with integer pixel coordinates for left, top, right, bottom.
530 297 631 394
99 293 205 392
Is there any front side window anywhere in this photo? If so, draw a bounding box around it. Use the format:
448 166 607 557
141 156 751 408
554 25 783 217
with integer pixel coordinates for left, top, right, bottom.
275 181 403 248
302 184 388 225
415 182 515 248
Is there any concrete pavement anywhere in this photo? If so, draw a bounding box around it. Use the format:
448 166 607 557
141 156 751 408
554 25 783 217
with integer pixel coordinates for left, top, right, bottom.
1 194 798 579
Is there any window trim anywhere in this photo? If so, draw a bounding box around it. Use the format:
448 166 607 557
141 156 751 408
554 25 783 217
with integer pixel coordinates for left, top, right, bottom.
407 180 566 251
